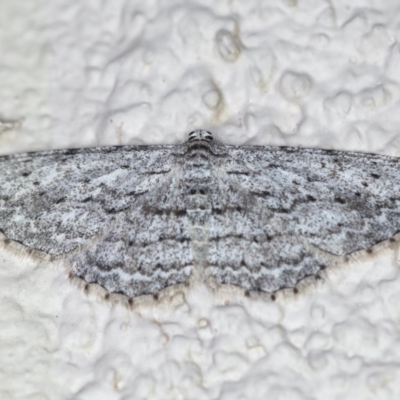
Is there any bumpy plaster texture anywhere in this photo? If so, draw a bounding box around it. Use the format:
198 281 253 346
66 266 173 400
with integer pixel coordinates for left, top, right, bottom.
1 0 400 399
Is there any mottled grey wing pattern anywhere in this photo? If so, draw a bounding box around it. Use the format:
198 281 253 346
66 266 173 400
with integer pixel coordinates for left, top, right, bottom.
206 145 400 292
0 145 195 296
1 130 400 299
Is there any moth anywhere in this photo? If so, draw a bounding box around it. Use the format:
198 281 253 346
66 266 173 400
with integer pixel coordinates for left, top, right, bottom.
0 130 399 300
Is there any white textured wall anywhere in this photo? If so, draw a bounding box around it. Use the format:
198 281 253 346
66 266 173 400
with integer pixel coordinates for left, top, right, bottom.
1 1 400 399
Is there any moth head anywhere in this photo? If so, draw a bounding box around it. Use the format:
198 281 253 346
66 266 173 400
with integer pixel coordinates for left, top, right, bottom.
187 130 214 142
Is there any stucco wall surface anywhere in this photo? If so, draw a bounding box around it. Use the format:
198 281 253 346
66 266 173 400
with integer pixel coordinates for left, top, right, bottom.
1 0 400 399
